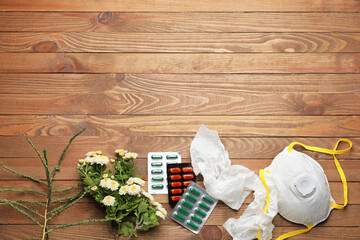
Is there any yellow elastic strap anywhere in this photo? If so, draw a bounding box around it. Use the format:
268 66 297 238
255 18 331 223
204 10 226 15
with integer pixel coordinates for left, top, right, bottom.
288 139 352 209
276 225 313 240
257 169 270 240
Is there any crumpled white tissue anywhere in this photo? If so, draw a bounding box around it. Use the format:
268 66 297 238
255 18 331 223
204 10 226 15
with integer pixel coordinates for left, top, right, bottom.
190 124 278 240
223 170 278 240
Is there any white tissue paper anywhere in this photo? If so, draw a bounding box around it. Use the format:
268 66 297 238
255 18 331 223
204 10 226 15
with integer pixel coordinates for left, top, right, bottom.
190 124 278 240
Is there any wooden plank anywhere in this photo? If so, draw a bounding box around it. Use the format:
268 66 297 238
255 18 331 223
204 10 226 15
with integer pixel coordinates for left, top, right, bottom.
0 225 358 240
1 32 360 53
0 115 359 137
0 74 358 115
0 92 358 115
0 201 359 226
1 0 359 12
1 73 359 94
1 180 358 204
2 157 359 182
1 12 360 33
1 136 358 159
0 53 359 73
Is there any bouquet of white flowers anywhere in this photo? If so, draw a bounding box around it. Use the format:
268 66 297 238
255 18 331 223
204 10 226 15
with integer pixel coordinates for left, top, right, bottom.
77 149 166 239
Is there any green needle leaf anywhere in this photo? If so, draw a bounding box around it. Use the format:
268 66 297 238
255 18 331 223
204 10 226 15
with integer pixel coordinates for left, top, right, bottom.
1 162 45 185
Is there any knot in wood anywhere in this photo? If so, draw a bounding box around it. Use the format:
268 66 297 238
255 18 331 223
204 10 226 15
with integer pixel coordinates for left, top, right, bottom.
98 12 113 24
32 41 59 53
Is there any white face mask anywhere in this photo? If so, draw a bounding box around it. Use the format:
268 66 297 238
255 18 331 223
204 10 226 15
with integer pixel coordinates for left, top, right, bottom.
258 140 352 239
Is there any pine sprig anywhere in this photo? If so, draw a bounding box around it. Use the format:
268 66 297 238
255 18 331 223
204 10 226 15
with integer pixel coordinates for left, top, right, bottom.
1 199 43 227
50 127 86 182
46 218 110 233
0 128 102 240
25 134 49 174
52 182 82 193
0 188 46 195
1 161 45 184
48 190 86 219
11 199 45 206
50 195 79 204
0 198 44 217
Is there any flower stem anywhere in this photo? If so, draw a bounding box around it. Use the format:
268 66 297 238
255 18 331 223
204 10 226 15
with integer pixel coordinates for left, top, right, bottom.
126 219 141 240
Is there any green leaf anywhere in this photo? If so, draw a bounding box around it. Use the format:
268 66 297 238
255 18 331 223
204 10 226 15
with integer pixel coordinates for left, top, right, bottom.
138 201 148 214
118 221 134 237
122 173 129 180
83 176 94 186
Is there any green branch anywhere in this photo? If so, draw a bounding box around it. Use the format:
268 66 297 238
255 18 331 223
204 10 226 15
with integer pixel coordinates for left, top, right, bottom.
26 134 49 175
1 128 89 239
53 182 82 193
48 190 86 219
50 195 76 204
51 190 84 204
46 218 110 233
0 198 43 218
12 199 45 207
0 188 46 195
50 128 86 182
1 199 43 227
1 162 45 185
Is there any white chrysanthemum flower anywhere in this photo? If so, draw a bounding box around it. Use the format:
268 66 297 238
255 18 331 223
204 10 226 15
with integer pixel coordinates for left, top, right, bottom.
123 152 131 160
111 175 115 179
110 158 116 164
86 151 101 157
95 155 109 165
158 206 167 216
127 177 134 185
152 202 162 209
91 186 98 191
78 159 84 164
128 184 141 195
102 195 115 206
156 210 166 220
108 180 119 191
119 185 129 195
103 174 108 178
84 156 94 165
115 149 128 157
124 152 138 160
130 152 138 159
133 177 145 186
100 178 110 188
142 190 155 203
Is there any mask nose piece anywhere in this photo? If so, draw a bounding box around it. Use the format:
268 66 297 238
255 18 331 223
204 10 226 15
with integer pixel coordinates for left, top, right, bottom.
293 175 316 198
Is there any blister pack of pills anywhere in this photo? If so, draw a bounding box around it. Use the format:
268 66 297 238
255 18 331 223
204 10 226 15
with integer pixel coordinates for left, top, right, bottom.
167 163 196 207
170 182 218 234
147 152 181 194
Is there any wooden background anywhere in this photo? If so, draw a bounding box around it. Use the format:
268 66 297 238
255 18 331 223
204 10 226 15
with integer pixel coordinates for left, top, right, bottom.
0 0 359 239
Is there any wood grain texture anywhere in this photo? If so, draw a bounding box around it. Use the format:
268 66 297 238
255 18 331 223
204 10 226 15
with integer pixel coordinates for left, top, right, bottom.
0 225 359 240
1 32 360 53
1 12 360 33
1 136 358 159
1 0 360 12
0 92 358 115
1 115 359 137
1 73 359 94
0 53 359 73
